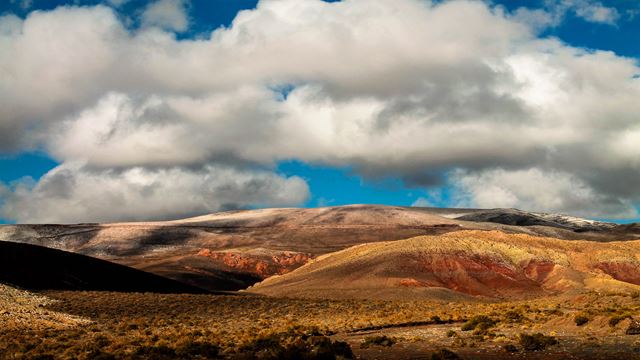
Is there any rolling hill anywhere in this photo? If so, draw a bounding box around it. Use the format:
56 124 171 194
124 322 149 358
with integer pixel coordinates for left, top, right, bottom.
1 205 637 291
249 230 640 300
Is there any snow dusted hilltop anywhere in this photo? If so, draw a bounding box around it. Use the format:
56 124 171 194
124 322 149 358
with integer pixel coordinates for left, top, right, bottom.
454 208 616 232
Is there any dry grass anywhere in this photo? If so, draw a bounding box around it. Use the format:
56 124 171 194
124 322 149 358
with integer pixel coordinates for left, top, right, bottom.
1 289 639 359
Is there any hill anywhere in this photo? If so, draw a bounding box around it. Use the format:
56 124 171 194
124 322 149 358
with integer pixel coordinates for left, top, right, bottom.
1 205 636 291
0 241 209 293
249 230 640 300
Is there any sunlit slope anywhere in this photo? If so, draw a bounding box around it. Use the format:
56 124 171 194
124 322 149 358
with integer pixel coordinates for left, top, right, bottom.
249 230 640 300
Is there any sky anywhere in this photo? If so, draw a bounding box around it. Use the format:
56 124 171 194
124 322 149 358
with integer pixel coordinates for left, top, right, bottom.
0 0 639 224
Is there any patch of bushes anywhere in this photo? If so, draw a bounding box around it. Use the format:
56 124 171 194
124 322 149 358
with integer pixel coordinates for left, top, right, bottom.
360 335 395 349
238 329 353 360
518 333 558 351
461 315 497 335
430 348 460 360
574 315 589 326
503 310 525 323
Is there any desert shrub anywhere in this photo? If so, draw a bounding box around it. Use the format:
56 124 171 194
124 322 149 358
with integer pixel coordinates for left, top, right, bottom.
504 310 525 323
430 348 460 360
431 315 446 324
461 315 497 332
574 315 589 326
461 315 497 336
446 330 457 338
518 333 558 351
503 344 518 353
175 341 220 358
238 330 354 360
609 314 632 327
133 345 177 360
360 335 395 349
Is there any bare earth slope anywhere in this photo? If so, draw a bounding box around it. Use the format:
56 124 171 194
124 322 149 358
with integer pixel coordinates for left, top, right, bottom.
249 230 640 300
1 205 637 291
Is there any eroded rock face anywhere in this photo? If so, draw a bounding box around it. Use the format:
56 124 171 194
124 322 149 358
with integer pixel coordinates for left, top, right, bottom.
522 259 556 283
197 249 312 278
414 254 544 297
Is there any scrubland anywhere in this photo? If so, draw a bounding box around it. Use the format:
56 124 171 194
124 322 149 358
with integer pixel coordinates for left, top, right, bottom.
2 289 640 359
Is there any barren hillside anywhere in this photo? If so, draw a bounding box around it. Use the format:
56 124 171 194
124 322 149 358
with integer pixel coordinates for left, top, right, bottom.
249 230 640 300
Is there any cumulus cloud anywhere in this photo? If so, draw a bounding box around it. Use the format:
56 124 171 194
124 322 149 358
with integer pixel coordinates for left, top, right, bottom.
0 163 309 223
512 0 620 31
140 0 189 32
452 169 638 218
566 0 620 24
0 0 639 221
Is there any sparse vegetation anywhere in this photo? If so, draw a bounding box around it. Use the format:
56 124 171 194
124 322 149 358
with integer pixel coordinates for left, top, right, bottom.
2 289 640 359
360 335 395 348
430 348 460 360
460 315 497 335
518 333 558 351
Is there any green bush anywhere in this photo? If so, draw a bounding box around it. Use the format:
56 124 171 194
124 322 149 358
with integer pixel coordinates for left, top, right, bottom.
519 333 558 351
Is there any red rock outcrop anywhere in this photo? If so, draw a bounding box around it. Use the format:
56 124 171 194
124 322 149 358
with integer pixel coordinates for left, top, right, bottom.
197 249 312 278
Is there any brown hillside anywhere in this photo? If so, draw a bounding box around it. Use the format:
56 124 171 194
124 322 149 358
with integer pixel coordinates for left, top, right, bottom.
249 230 640 300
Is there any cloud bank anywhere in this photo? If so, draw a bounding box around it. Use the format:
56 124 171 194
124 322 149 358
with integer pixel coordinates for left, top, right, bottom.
0 0 639 221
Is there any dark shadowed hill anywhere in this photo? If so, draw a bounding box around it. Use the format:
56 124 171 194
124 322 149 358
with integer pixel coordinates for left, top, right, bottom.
0 241 211 293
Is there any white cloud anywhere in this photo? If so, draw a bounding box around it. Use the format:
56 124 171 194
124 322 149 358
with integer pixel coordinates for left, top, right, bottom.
0 0 639 221
569 0 619 24
140 0 189 32
1 162 309 223
452 168 638 218
412 197 435 207
511 0 620 31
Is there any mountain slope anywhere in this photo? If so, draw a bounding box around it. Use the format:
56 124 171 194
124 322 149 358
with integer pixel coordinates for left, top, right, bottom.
0 205 635 291
249 230 640 300
0 241 209 293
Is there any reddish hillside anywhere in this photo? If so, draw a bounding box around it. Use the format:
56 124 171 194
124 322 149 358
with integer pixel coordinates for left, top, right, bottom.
249 230 640 300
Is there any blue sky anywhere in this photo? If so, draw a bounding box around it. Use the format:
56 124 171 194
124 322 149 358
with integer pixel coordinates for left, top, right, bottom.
1 0 639 224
